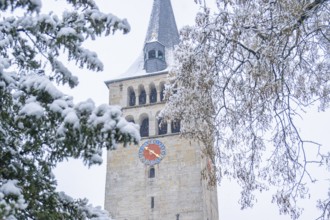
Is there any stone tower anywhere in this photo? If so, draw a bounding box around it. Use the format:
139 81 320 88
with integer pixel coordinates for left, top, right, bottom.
104 0 219 219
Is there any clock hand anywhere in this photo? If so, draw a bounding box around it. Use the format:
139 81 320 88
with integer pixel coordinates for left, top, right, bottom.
150 150 160 158
145 147 160 158
144 146 160 158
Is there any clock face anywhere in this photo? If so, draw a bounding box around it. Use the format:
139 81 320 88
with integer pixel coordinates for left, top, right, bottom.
138 140 166 165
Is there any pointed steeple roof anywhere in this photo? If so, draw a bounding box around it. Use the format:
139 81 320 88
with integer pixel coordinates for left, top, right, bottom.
106 0 180 83
145 0 180 48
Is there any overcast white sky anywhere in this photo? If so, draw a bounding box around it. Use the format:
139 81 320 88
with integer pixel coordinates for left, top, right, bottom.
53 1 330 219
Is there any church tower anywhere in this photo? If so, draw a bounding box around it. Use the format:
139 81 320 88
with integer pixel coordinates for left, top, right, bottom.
104 1 219 219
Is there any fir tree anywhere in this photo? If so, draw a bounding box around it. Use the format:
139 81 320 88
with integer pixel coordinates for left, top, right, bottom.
0 1 140 219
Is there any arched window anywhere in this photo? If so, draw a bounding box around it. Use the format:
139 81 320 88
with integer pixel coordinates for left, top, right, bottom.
139 87 146 105
158 50 164 60
148 50 156 59
158 118 167 135
128 88 136 106
150 86 157 103
160 83 165 102
149 167 155 178
125 116 135 124
140 117 149 137
171 120 180 133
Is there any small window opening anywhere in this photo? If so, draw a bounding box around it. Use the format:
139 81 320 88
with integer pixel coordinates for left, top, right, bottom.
176 214 180 220
148 50 156 59
150 87 157 103
151 197 154 209
158 118 167 135
140 118 149 137
171 120 180 133
158 50 164 60
149 167 155 178
129 90 136 106
139 89 146 105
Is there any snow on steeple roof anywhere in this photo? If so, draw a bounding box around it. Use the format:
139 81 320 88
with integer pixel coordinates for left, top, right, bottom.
145 0 180 48
106 0 180 83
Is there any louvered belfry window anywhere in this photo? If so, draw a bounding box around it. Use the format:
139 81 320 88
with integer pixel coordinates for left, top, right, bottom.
140 118 149 137
148 50 156 59
171 120 180 133
150 87 157 103
158 118 167 135
139 89 146 105
129 90 136 106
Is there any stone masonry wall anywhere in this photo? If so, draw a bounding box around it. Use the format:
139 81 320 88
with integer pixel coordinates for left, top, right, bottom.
104 72 218 220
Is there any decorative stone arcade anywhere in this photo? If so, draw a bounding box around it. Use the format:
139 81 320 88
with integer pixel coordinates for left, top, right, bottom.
104 0 219 219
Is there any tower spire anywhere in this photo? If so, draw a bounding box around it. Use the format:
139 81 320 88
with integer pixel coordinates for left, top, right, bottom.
143 0 179 73
145 0 180 48
111 0 180 78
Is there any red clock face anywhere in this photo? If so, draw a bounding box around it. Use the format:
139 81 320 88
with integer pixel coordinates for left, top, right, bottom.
138 140 166 165
143 144 161 161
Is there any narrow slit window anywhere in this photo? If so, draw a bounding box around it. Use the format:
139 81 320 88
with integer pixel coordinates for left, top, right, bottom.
151 197 154 209
149 167 155 178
